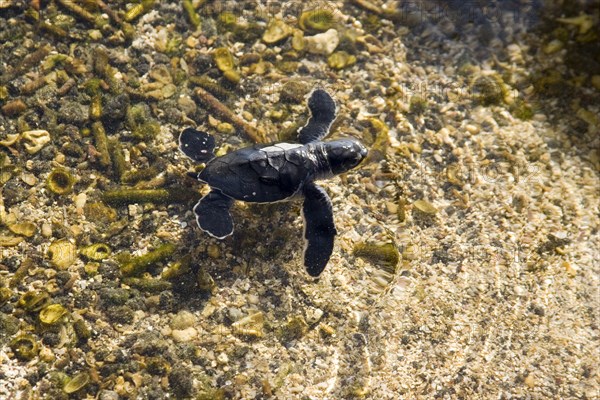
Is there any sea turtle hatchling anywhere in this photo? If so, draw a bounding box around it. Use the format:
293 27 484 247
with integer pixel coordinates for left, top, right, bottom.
179 88 368 277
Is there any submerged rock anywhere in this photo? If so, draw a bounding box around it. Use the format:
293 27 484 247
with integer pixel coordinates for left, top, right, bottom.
304 29 339 55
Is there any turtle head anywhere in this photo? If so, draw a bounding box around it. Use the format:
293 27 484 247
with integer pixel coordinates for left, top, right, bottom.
324 139 368 175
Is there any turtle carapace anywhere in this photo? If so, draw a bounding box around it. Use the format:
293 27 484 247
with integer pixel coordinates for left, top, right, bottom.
179 88 368 277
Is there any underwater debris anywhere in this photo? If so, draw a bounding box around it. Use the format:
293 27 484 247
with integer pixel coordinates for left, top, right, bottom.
0 44 50 84
124 0 155 22
109 139 128 181
8 222 37 237
57 0 108 29
299 9 335 33
354 241 399 273
183 0 200 28
123 277 172 292
162 254 193 280
48 239 77 270
194 87 264 143
9 334 39 361
327 51 356 70
63 372 90 394
91 122 111 168
263 19 293 44
413 199 437 215
79 243 112 261
276 316 308 343
1 99 27 116
101 188 199 206
232 312 265 338
46 168 75 195
18 291 50 312
470 74 507 106
304 29 340 55
120 242 177 276
39 303 69 325
22 130 51 154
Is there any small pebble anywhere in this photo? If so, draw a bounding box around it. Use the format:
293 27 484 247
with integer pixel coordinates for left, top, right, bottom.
128 204 141 217
304 29 339 55
524 373 535 388
207 244 220 259
171 327 198 343
465 124 479 134
21 173 37 186
41 223 52 237
216 352 229 365
171 310 196 330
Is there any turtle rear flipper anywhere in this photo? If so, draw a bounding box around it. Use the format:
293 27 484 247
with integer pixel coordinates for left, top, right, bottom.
179 128 216 163
301 182 337 276
298 89 337 144
194 190 234 239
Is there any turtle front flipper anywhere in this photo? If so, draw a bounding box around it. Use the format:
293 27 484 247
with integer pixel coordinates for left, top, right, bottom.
301 182 337 276
179 128 216 163
194 190 234 239
297 89 337 144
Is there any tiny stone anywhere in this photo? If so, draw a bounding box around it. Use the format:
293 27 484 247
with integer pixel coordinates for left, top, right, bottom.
177 95 197 115
21 173 37 186
171 310 196 330
216 122 235 134
38 346 55 362
207 244 220 259
41 223 52 238
413 199 437 214
89 30 103 40
304 29 339 55
465 124 479 134
171 327 198 343
128 204 141 217
161 83 177 98
98 390 120 400
216 352 229 365
524 373 535 388
306 308 324 324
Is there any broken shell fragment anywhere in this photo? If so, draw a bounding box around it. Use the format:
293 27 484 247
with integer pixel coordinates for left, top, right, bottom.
47 169 75 195
299 9 334 33
63 372 90 394
0 133 20 147
39 303 68 325
48 239 77 270
22 130 51 154
213 47 235 72
262 18 293 44
232 311 265 338
8 222 37 237
327 51 356 70
0 235 24 246
19 291 50 312
353 242 399 273
9 334 39 361
304 29 339 55
79 243 111 261
413 199 437 214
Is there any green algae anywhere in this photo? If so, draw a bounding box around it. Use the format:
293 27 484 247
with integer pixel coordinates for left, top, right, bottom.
101 188 199 206
120 243 177 276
